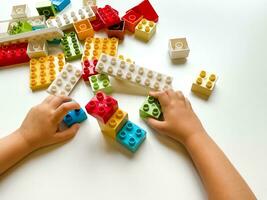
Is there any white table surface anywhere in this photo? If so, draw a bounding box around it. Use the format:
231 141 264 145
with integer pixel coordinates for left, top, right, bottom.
0 0 266 199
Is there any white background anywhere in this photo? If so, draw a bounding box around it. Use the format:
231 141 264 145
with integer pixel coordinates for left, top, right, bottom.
0 0 266 199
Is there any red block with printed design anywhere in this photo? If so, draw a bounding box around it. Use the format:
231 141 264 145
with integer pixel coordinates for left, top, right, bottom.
97 5 120 27
82 59 98 82
122 10 143 33
85 92 118 124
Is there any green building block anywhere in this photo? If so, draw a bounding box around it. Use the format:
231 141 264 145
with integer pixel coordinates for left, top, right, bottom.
139 96 162 120
61 32 82 61
8 21 32 35
36 1 56 20
89 74 112 94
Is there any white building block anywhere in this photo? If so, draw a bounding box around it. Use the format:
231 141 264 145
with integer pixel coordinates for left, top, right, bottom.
83 0 96 6
47 63 82 96
0 27 63 44
168 38 190 59
27 40 48 58
27 15 46 30
96 54 173 91
11 4 30 19
46 6 96 30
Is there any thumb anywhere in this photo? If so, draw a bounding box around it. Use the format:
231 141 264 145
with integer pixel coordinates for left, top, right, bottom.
146 118 165 133
54 124 80 143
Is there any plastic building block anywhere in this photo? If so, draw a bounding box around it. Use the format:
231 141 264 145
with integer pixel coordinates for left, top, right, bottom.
139 96 162 120
82 37 118 61
118 55 135 64
98 109 128 139
116 121 146 153
91 13 105 31
27 16 46 30
47 63 82 96
36 0 56 20
47 38 61 45
82 59 98 82
106 21 125 40
191 71 218 98
11 4 30 19
46 6 96 30
8 20 32 35
63 108 87 127
96 54 173 91
134 18 156 42
169 38 190 59
97 5 120 27
51 0 70 12
83 0 96 6
0 27 64 45
61 32 82 61
27 40 48 58
122 10 143 33
30 53 65 91
0 42 30 67
89 74 112 94
85 91 118 124
74 19 94 40
128 0 158 22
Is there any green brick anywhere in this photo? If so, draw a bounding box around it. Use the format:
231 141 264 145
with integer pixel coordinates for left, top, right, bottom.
8 21 32 35
61 32 82 61
89 74 112 94
36 1 56 20
139 96 162 120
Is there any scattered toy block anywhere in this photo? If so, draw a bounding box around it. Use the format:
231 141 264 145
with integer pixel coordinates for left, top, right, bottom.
82 37 118 61
128 0 158 22
47 63 82 96
96 54 173 91
11 4 30 19
85 91 118 124
191 70 217 98
83 0 96 6
27 16 46 30
61 32 82 61
139 96 162 120
51 0 70 12
27 40 48 58
106 21 125 40
36 0 56 19
74 19 94 40
98 108 128 139
134 18 156 42
0 42 30 67
8 20 32 35
169 38 190 59
46 6 96 30
63 108 87 127
118 54 135 64
91 13 105 31
82 59 98 82
116 121 146 153
89 74 112 94
97 5 120 27
29 53 65 91
122 10 143 33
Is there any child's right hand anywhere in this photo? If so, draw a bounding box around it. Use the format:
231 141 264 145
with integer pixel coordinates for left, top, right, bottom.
146 90 206 145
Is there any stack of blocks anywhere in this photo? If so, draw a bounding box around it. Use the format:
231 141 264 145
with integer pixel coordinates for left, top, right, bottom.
61 32 82 61
85 92 146 152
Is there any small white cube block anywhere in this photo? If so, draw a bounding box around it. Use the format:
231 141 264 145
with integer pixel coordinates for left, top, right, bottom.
169 38 190 59
11 4 30 19
27 40 48 58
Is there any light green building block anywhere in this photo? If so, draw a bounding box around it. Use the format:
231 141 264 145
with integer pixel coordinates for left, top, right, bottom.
139 96 162 120
89 74 112 94
8 20 32 35
61 32 82 61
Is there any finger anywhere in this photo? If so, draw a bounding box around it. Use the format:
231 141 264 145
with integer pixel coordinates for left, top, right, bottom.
166 89 177 99
54 124 80 143
50 95 72 108
146 118 166 133
149 90 169 107
176 91 185 101
185 97 192 108
54 102 81 123
42 95 54 104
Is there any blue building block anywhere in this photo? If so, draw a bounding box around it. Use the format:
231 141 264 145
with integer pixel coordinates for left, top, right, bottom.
51 0 71 12
47 38 61 45
116 121 146 153
63 109 87 127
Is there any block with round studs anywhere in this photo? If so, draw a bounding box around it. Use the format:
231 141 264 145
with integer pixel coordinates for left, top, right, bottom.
139 96 162 120
89 74 112 94
97 5 120 27
61 32 82 61
63 108 88 127
191 70 218 98
74 19 94 40
96 53 173 91
134 18 156 42
122 9 143 33
169 38 190 59
82 59 98 82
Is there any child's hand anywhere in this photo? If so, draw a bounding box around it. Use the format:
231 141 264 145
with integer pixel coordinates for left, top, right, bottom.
146 90 206 145
18 95 81 151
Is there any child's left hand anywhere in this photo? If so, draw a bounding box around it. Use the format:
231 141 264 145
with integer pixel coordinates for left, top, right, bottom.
18 95 81 151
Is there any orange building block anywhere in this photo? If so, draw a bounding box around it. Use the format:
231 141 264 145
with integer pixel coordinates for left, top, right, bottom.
74 19 94 40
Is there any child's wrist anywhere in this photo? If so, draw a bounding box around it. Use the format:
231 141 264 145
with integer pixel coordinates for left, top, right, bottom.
183 130 207 149
15 129 37 153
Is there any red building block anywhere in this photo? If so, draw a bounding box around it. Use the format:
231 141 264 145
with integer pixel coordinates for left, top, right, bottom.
85 91 118 124
0 42 30 67
91 13 105 31
97 5 120 27
127 0 158 22
122 10 143 33
82 59 98 82
106 21 125 40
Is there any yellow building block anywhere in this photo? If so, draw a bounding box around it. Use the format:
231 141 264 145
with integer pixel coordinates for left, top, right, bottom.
97 108 128 139
191 70 218 98
30 53 65 91
135 19 156 42
74 19 94 40
82 37 118 61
